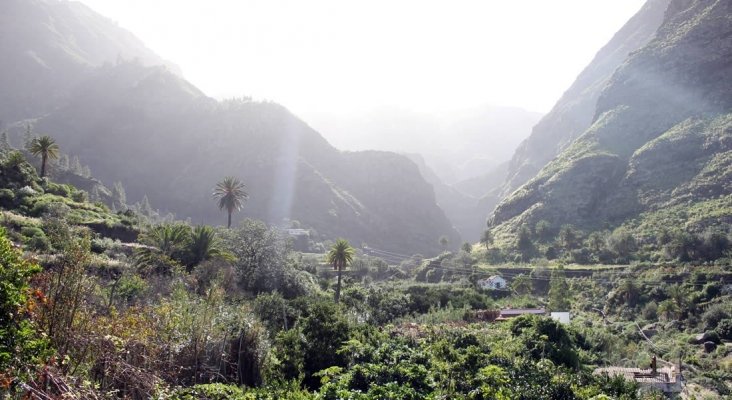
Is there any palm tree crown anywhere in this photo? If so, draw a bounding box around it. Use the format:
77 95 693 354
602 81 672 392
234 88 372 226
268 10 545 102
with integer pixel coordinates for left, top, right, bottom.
212 176 248 228
326 239 355 303
29 135 60 177
189 225 232 268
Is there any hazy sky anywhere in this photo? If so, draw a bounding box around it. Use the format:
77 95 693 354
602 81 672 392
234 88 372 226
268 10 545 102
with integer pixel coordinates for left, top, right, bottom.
79 0 645 115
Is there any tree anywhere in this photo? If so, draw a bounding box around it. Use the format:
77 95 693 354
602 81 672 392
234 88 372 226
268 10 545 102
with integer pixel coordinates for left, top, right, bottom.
112 181 127 210
658 299 679 321
138 194 155 217
219 220 307 297
0 131 11 155
22 123 35 150
57 154 69 170
535 220 552 242
188 225 232 270
511 273 533 295
28 135 60 177
586 231 607 254
439 235 449 250
517 225 534 262
135 223 191 274
213 176 248 228
300 301 350 388
70 156 83 175
480 230 493 248
665 284 689 315
559 225 578 251
548 267 570 311
327 239 355 304
461 242 473 253
618 279 639 307
607 228 636 262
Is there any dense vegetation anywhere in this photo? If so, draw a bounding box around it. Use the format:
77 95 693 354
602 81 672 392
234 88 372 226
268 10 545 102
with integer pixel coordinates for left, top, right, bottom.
1 0 731 399
0 145 730 399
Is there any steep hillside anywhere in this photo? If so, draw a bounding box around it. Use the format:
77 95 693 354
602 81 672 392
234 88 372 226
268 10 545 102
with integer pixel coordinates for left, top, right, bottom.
0 0 459 255
489 0 732 245
22 61 460 255
0 0 178 123
498 0 670 201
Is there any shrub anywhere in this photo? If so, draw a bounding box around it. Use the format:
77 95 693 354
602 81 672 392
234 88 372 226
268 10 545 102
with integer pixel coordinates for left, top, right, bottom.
26 234 51 252
701 304 731 330
116 274 148 304
642 301 658 320
0 227 48 375
71 190 88 203
716 318 732 340
171 383 245 400
43 182 72 198
20 226 44 238
0 188 14 208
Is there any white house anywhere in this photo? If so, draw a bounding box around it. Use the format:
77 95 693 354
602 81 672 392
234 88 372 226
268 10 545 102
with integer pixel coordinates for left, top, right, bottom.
477 275 507 290
550 312 572 324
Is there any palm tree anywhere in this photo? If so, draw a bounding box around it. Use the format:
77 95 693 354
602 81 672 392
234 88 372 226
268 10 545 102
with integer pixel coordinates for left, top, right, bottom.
134 223 191 274
188 225 233 270
326 239 355 303
212 176 248 228
140 223 191 258
29 135 60 177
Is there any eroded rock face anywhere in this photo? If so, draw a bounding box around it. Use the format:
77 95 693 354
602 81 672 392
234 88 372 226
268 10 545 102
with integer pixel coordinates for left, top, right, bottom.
489 0 732 241
499 0 671 200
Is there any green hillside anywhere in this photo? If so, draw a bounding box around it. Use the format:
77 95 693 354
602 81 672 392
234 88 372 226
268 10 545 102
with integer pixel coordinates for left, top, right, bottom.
488 0 732 263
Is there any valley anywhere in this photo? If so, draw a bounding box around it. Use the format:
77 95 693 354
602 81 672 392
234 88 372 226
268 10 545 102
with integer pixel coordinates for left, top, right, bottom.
0 0 730 398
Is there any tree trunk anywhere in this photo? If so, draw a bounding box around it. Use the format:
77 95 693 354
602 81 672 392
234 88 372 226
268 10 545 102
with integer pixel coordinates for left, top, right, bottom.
335 261 342 303
41 154 47 177
227 211 232 228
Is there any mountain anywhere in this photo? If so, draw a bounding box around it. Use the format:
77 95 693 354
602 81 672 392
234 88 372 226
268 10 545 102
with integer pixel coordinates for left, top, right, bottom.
442 0 671 238
452 162 508 199
489 0 732 244
0 0 460 256
306 105 542 185
497 0 671 202
0 0 180 124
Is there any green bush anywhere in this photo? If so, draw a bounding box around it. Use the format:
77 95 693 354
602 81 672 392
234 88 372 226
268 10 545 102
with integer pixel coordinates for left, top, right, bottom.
0 188 14 208
71 190 88 203
26 234 51 252
0 227 49 375
20 226 44 239
116 274 148 303
716 318 732 340
171 383 245 400
43 182 73 198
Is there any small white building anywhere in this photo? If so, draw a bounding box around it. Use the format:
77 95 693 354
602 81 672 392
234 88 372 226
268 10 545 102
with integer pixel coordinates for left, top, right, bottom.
550 312 572 324
477 275 507 290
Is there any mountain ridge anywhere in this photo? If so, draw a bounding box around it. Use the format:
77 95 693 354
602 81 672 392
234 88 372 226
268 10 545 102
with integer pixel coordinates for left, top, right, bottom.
0 0 460 255
488 0 731 248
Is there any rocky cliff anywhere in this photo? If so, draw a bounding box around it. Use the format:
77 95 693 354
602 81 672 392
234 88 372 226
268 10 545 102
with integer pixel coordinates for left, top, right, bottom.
489 0 732 243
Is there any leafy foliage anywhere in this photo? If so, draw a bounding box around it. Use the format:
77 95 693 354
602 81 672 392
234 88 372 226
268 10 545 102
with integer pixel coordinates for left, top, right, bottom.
0 228 48 377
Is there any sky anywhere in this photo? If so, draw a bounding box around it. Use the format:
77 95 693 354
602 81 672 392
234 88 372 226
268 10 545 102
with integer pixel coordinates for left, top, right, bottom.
79 0 645 116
